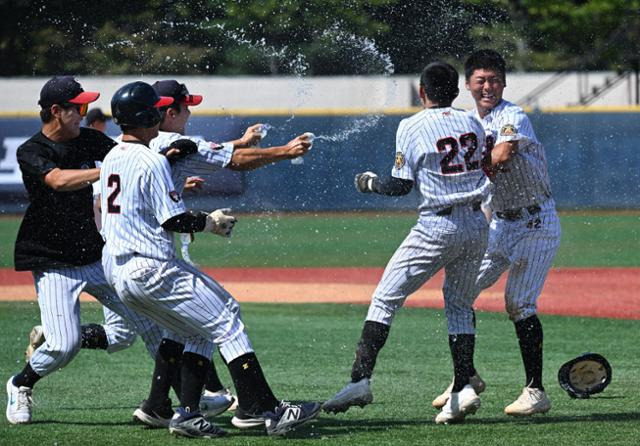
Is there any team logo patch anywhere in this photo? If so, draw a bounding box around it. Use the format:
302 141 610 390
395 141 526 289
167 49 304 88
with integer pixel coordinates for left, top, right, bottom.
210 142 224 150
394 152 405 170
169 191 181 202
500 124 517 136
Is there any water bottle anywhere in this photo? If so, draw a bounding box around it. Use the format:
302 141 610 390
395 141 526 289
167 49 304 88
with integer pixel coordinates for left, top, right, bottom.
292 132 315 165
257 123 272 139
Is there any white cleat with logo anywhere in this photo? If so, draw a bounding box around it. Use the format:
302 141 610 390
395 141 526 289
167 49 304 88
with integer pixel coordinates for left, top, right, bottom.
504 387 551 416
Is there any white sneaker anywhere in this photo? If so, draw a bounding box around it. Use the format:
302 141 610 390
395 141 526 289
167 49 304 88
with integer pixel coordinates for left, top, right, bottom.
435 384 481 424
200 388 235 418
432 373 486 409
6 377 33 424
504 387 551 416
25 325 45 364
322 378 373 414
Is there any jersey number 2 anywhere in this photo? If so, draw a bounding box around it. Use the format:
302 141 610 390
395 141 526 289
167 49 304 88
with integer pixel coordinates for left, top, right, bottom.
107 174 121 214
436 133 480 174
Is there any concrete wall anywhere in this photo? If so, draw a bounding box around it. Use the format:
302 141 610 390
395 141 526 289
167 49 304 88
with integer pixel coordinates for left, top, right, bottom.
1 72 639 115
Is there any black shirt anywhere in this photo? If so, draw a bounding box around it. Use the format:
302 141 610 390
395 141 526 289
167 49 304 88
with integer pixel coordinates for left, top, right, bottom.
14 128 117 271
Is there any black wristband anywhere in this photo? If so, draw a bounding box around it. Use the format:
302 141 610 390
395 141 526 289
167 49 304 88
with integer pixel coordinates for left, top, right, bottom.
162 210 207 233
372 176 413 196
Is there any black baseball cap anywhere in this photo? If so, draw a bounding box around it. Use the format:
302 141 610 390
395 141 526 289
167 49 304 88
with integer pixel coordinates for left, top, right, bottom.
38 76 100 108
152 80 203 106
85 108 111 125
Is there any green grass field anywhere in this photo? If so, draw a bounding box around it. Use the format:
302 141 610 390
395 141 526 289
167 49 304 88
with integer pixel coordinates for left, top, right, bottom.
1 211 639 268
1 302 639 445
1 211 638 444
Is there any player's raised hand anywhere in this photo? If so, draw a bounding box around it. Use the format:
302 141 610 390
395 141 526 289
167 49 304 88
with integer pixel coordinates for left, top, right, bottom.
240 124 264 147
284 134 312 158
205 208 237 237
354 171 378 193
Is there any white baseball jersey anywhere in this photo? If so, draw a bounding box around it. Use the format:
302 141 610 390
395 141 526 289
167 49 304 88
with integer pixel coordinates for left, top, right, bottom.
392 107 490 215
100 138 253 362
471 100 551 211
100 140 185 260
150 131 234 193
472 100 561 321
367 106 490 334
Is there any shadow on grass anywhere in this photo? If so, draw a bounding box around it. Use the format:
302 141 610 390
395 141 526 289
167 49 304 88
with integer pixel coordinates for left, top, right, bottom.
295 411 640 437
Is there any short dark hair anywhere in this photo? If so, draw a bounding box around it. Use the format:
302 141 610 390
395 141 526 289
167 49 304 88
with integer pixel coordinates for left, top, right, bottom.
464 49 506 81
39 103 78 123
419 61 459 104
40 107 53 123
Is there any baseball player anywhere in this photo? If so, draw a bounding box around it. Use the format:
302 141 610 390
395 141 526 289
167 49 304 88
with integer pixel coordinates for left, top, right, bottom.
84 107 111 133
101 81 320 438
434 49 560 416
128 79 316 428
5 76 168 425
322 62 490 424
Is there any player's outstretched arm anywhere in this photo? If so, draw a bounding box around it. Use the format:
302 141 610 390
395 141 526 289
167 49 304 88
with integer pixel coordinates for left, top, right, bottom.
44 167 101 191
354 171 413 196
227 134 312 171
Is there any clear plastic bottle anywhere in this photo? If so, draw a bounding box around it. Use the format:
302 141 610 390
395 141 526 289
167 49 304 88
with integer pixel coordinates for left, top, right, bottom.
257 123 272 139
292 132 315 165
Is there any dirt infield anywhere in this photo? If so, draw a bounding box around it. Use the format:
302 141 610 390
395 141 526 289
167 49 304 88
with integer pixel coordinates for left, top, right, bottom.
0 267 638 319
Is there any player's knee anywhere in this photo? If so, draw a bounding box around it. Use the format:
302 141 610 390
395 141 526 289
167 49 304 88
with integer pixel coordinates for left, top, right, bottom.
506 302 536 322
44 334 82 368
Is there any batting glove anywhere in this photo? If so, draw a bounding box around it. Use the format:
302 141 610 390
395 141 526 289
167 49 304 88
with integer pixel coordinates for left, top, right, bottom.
204 208 237 237
354 171 378 193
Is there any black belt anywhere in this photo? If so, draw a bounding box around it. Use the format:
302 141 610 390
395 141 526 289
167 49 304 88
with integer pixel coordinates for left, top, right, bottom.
495 204 541 221
436 201 482 216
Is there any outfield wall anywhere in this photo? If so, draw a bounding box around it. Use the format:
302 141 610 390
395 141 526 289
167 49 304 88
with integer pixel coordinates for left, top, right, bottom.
1 111 639 213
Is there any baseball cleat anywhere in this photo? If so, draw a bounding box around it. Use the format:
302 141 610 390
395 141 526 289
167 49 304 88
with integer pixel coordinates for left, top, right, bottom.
231 407 267 429
435 384 481 424
200 388 235 418
504 387 551 416
169 407 226 438
264 401 322 436
322 378 373 414
432 373 486 409
24 325 45 364
6 376 33 424
133 398 174 428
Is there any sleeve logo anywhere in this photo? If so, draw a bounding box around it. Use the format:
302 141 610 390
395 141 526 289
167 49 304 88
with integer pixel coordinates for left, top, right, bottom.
500 124 517 136
169 191 181 202
394 152 405 170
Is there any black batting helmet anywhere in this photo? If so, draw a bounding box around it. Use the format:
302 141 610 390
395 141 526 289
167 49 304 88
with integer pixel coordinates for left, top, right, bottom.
111 81 173 128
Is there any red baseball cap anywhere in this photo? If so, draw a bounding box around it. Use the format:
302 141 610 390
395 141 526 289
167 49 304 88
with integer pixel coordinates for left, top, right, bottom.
151 80 203 106
38 76 100 107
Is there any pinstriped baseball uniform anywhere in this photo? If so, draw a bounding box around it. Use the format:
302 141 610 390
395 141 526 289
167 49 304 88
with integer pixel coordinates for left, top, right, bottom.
472 100 561 321
150 131 234 193
14 129 165 378
366 107 490 334
100 140 253 362
98 131 234 354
